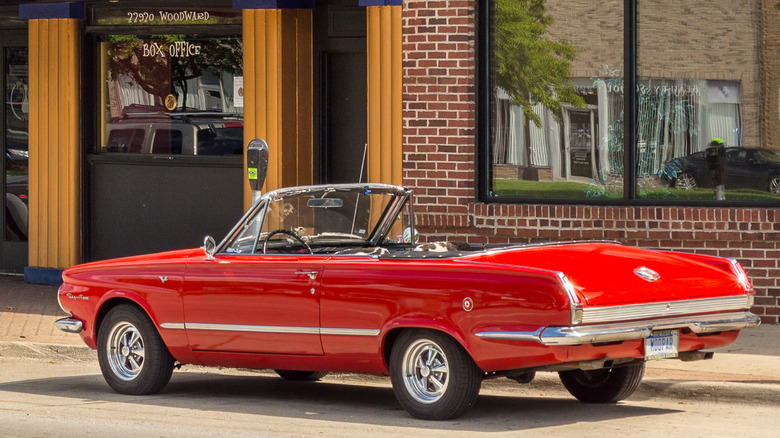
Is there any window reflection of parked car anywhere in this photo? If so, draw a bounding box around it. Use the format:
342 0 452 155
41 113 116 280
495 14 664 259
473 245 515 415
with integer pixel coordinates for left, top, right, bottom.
105 106 243 156
5 175 28 241
5 144 28 170
660 147 780 194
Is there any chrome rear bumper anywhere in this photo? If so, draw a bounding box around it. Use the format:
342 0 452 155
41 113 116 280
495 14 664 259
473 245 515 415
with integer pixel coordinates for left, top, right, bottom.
476 311 761 346
55 317 83 334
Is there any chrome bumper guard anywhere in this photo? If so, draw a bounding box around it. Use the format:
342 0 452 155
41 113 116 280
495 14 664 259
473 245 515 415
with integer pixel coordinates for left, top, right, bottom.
476 311 761 346
55 317 83 334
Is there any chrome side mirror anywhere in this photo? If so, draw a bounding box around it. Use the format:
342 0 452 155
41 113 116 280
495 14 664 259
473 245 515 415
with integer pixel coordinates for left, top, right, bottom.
202 236 216 261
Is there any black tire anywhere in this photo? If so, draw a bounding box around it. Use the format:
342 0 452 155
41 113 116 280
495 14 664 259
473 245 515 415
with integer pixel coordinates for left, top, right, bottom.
558 362 645 403
389 330 482 421
274 370 328 381
97 304 175 395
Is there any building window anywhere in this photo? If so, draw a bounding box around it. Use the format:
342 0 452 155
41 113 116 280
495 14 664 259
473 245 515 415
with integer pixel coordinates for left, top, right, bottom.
92 7 243 157
483 0 780 204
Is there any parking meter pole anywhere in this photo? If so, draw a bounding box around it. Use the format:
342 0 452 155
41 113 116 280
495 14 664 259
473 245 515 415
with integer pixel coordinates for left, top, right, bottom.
247 138 269 203
706 139 727 201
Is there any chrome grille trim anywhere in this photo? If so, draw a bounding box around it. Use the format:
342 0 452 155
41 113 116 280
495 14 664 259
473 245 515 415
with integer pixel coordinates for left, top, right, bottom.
580 295 752 324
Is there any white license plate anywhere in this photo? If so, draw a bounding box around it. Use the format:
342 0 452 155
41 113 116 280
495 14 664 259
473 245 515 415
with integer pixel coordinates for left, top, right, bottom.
644 329 679 360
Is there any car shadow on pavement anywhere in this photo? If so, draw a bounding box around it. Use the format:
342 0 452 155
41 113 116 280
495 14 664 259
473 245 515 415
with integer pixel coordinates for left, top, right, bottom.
0 370 679 432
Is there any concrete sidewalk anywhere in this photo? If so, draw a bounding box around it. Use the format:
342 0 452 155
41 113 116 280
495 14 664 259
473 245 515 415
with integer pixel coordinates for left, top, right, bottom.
1 273 779 392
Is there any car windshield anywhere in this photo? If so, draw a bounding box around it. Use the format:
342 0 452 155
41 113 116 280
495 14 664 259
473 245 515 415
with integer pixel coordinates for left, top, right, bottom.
755 149 780 164
224 186 401 254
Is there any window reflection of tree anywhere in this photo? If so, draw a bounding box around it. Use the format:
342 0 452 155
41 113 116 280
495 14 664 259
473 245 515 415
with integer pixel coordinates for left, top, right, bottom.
106 36 242 111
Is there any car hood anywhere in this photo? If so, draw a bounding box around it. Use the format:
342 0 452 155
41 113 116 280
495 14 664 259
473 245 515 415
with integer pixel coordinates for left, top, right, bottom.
64 248 203 274
469 242 745 307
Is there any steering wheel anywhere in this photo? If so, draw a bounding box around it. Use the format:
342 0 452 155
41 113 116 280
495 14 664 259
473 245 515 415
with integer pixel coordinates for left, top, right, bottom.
261 229 313 254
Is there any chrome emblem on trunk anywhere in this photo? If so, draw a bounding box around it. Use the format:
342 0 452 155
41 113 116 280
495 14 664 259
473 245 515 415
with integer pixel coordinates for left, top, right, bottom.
634 267 660 282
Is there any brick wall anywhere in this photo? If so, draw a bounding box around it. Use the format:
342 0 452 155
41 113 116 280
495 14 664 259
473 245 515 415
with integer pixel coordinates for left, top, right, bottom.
402 0 779 323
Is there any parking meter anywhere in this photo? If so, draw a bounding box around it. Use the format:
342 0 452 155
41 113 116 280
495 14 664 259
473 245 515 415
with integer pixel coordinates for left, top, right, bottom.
706 140 727 200
247 138 269 193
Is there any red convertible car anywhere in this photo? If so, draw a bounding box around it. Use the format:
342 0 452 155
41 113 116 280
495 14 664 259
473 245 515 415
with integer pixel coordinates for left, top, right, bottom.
56 183 760 420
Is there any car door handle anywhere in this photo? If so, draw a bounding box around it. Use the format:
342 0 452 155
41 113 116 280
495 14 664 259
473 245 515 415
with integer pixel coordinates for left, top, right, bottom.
295 271 318 280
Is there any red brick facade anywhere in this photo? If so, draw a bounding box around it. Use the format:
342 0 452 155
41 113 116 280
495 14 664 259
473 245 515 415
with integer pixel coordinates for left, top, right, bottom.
401 0 780 323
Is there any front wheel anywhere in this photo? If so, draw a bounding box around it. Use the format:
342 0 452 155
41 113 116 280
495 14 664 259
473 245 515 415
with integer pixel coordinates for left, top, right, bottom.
558 362 645 403
97 304 174 395
390 330 482 420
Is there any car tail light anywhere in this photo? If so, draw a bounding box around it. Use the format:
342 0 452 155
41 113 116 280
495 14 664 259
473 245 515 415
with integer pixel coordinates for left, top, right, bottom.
729 259 754 297
557 272 583 325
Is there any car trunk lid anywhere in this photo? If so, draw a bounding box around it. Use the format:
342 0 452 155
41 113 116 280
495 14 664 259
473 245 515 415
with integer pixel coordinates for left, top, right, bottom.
472 242 745 307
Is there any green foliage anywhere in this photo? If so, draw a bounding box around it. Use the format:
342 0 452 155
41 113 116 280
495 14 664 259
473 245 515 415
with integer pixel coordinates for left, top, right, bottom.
494 0 585 126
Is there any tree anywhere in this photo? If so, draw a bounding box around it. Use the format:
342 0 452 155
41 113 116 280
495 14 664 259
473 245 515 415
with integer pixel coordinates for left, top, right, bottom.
494 0 584 127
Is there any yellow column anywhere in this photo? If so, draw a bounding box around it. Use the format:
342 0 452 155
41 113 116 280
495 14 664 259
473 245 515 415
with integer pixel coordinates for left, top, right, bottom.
242 9 313 209
366 5 403 186
28 19 81 269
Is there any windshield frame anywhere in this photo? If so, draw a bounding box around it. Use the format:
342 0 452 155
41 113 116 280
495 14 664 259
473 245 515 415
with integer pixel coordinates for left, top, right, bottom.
215 183 413 255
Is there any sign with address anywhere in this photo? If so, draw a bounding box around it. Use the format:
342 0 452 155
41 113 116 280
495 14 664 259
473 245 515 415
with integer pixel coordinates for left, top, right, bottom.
93 8 241 26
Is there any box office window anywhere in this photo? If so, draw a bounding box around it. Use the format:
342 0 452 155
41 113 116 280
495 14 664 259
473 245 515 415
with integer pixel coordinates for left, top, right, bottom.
483 0 780 204
97 26 243 157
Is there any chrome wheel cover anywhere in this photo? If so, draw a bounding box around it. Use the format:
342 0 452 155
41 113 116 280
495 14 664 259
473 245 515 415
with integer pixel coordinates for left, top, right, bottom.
770 177 780 194
106 321 145 381
401 339 450 404
674 173 697 190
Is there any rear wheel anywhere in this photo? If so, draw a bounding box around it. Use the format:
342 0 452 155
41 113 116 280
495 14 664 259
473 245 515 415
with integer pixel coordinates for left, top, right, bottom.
769 176 780 194
390 330 482 420
97 304 174 395
274 370 328 381
673 172 698 189
558 362 645 403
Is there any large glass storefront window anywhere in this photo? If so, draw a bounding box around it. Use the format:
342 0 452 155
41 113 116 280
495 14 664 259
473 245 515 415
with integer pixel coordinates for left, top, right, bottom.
96 9 243 157
489 0 623 200
486 0 780 204
4 46 27 242
635 2 775 202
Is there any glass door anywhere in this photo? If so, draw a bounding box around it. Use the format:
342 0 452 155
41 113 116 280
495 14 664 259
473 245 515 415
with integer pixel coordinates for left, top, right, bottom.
1 35 28 273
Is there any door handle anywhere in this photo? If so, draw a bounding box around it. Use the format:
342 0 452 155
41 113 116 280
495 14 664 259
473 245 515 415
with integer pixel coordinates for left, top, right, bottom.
295 271 318 280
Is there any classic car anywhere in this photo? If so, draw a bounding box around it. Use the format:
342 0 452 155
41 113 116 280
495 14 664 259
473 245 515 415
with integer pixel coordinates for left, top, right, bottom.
659 146 780 194
56 183 760 420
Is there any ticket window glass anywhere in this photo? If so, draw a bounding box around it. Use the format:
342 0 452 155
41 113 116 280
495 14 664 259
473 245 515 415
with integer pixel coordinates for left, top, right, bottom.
97 34 244 156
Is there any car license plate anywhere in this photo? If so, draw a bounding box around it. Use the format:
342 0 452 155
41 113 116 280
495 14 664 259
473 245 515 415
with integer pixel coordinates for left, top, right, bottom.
644 329 679 360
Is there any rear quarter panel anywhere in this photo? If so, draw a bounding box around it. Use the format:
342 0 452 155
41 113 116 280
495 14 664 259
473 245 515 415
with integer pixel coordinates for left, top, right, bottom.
319 257 571 372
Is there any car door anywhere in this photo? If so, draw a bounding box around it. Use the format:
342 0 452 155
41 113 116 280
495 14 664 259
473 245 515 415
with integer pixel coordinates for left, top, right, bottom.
182 254 325 355
725 148 754 189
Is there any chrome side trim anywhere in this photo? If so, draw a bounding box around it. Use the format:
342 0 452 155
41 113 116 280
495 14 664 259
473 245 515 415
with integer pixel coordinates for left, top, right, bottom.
476 311 761 346
185 323 320 335
55 317 83 334
162 322 381 337
320 328 381 337
580 295 752 324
